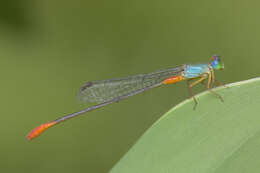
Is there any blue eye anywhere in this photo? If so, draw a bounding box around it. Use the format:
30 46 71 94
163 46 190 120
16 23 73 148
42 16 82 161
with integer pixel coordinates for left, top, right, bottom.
211 56 224 70
213 60 218 65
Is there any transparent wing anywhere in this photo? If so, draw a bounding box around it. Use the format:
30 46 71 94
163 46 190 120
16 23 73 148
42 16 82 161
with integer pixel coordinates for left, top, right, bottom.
78 66 185 103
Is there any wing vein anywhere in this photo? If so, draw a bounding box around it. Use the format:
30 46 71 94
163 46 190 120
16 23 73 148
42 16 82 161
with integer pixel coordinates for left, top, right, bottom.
78 66 185 103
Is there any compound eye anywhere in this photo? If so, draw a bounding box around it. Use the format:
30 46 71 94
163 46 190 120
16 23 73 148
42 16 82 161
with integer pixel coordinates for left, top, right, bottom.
211 56 216 61
211 55 220 61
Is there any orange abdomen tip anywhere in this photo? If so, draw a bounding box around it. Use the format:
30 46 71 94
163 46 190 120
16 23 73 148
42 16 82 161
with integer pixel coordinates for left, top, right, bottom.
26 121 57 140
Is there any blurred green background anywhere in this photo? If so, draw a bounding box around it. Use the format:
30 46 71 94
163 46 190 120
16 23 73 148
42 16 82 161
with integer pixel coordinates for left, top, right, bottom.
1 0 259 172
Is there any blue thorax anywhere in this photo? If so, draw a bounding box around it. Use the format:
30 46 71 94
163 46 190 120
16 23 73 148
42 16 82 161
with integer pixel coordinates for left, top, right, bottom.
183 64 210 79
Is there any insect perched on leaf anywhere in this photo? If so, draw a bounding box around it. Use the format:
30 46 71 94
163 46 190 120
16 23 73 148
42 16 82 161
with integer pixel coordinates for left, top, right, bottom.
27 55 224 140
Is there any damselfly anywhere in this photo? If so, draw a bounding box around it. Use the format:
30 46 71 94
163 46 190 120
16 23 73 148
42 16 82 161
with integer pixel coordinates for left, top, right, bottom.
27 55 224 140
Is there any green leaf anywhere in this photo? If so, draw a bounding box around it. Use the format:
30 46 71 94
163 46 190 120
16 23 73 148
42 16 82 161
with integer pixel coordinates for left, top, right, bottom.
109 77 260 173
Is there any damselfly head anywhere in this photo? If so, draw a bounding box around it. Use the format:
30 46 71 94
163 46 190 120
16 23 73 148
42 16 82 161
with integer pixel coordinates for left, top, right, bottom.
210 55 224 70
